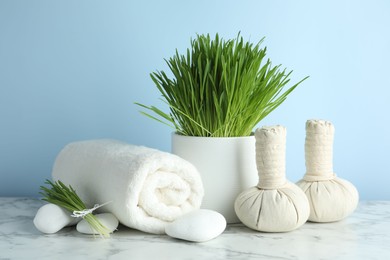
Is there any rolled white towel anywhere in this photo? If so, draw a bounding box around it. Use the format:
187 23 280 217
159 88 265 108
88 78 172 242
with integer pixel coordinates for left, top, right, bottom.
52 139 204 234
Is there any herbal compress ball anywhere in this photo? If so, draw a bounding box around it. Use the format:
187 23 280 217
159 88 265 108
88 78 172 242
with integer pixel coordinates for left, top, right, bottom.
296 120 359 222
234 126 310 232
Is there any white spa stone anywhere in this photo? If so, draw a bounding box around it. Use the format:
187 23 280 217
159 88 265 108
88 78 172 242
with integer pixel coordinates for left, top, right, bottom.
165 209 226 242
33 203 79 234
76 213 119 235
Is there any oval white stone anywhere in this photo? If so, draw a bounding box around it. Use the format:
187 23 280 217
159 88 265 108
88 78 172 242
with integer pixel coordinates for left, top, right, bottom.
33 203 79 234
76 213 119 235
165 209 226 242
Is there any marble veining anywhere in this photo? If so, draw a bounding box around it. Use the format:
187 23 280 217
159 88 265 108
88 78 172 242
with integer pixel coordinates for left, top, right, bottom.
0 198 390 259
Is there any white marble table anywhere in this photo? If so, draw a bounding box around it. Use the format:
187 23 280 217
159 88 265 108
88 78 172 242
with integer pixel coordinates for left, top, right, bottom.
0 198 389 260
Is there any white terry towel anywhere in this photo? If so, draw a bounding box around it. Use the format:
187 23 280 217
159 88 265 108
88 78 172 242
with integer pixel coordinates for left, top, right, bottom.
51 139 204 234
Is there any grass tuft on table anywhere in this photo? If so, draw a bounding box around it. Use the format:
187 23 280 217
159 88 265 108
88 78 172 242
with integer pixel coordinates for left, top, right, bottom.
40 179 111 238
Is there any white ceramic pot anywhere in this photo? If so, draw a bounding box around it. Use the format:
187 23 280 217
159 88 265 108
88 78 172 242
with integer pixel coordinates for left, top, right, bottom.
172 133 258 223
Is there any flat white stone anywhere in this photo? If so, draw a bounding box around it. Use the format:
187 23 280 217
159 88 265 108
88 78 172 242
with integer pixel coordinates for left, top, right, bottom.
165 209 226 242
76 213 119 235
33 203 78 234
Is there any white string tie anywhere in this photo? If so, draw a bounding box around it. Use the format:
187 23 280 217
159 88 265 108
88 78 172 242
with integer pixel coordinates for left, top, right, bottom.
71 201 112 218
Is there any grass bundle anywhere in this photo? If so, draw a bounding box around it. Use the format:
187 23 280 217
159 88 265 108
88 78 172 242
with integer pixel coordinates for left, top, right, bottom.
40 180 111 238
136 33 308 137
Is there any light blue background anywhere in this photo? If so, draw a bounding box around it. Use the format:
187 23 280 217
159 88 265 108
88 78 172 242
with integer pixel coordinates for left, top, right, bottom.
1 0 389 199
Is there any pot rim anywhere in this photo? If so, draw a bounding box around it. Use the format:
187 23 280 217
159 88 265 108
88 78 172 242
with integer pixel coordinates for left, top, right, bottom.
172 131 255 140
